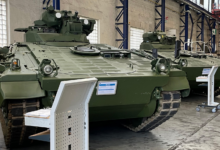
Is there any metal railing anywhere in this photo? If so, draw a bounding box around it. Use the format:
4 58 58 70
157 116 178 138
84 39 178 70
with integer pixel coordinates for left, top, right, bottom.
183 41 213 55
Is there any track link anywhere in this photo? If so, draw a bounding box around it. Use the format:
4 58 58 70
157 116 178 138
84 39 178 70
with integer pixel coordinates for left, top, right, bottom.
123 91 181 132
0 99 39 148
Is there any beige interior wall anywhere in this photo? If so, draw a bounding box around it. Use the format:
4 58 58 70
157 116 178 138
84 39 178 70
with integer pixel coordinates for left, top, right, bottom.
129 0 155 32
8 0 219 51
164 0 180 39
62 0 117 46
9 0 47 43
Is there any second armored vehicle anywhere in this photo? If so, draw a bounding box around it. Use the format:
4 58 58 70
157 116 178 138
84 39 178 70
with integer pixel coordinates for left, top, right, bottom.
140 31 220 96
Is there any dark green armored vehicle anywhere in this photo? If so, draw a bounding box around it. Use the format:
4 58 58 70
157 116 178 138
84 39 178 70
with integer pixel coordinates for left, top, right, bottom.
0 6 190 147
140 31 220 95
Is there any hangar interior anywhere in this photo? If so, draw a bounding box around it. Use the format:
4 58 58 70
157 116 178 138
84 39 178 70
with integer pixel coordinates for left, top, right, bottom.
7 0 220 51
1 0 220 150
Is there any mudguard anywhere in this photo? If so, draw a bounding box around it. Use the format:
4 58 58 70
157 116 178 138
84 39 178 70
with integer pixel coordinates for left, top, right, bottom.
0 81 45 105
162 71 190 97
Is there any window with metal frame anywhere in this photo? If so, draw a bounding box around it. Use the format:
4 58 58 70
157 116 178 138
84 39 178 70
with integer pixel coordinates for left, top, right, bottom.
80 17 99 44
0 0 6 47
200 0 204 5
190 0 220 12
130 27 144 50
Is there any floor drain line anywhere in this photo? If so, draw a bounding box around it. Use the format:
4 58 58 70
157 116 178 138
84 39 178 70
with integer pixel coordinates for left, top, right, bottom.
168 112 220 150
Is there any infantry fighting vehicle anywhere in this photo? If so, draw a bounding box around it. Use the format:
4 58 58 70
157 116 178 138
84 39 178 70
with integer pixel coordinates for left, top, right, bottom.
0 6 190 148
140 31 220 96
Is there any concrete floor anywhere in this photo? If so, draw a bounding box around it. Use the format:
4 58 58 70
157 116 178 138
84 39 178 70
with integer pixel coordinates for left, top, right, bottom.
1 95 220 150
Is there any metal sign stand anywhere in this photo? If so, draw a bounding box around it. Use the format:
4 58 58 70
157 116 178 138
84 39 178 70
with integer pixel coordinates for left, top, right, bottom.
196 66 220 113
25 78 97 150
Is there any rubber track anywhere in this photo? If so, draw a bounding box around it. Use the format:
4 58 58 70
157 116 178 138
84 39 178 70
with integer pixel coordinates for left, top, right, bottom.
1 99 39 148
123 91 181 132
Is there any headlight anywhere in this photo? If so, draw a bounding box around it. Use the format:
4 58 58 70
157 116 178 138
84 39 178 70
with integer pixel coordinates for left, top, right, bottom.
56 13 62 18
181 61 186 66
179 59 187 67
84 19 89 25
152 58 171 74
39 59 59 77
159 64 166 72
43 65 53 75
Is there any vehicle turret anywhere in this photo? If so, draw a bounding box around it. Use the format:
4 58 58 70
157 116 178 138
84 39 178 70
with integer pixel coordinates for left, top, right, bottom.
14 5 96 44
140 31 176 50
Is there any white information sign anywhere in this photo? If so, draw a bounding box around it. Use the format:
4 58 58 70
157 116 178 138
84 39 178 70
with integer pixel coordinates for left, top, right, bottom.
212 29 216 35
202 68 211 75
97 81 117 95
